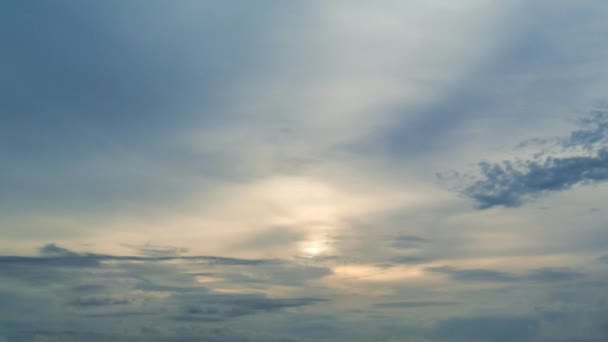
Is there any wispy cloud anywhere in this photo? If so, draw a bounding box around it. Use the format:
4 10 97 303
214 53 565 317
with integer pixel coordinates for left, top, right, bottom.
0 244 277 267
428 265 585 283
373 301 461 309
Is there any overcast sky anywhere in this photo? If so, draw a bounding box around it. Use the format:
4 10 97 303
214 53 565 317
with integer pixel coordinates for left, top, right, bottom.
2 1 608 341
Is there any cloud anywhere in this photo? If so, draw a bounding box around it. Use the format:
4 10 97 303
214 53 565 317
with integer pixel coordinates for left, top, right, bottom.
83 312 152 319
3 1 608 341
0 242 328 341
136 244 189 258
0 255 101 268
0 244 277 268
173 294 326 322
432 315 540 342
562 110 608 149
373 301 460 309
40 243 81 257
1 329 301 342
390 256 431 264
428 266 584 283
462 110 608 209
391 235 431 249
235 226 305 251
281 321 338 339
70 284 107 293
374 0 608 165
68 297 131 308
465 149 608 209
525 267 585 282
428 266 518 282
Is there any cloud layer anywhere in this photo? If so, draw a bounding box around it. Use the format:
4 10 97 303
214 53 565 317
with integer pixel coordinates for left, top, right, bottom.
2 1 608 341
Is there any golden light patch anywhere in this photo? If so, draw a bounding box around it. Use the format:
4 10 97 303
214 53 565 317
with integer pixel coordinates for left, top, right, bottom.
195 275 223 283
331 264 425 282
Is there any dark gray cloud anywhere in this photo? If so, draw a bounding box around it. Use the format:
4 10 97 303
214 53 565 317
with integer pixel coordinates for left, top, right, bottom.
429 266 518 282
1 329 301 342
373 301 460 309
390 255 431 264
463 110 608 209
0 260 95 286
69 297 131 307
0 255 101 268
428 266 584 283
0 245 275 289
0 243 328 341
173 294 326 322
433 315 540 342
0 244 277 268
0 244 327 327
84 311 153 319
40 243 81 257
465 148 608 209
562 110 608 149
526 267 585 282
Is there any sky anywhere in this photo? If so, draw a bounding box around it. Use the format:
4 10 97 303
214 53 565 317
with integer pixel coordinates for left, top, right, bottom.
2 1 608 341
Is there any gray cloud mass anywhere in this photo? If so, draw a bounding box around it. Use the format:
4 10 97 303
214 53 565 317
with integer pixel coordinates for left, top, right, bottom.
464 111 608 208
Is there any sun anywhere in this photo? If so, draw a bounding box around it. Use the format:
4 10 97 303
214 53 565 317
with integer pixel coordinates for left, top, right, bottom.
301 239 326 258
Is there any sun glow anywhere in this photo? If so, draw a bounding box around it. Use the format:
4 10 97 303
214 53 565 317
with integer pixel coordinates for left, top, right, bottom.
301 239 327 258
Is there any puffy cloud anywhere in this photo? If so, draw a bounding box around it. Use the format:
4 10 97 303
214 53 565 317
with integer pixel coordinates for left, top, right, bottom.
463 111 608 209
